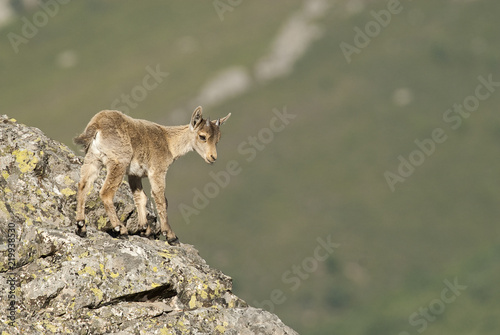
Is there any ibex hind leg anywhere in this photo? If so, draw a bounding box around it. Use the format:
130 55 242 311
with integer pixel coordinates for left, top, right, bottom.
100 162 128 238
75 154 101 237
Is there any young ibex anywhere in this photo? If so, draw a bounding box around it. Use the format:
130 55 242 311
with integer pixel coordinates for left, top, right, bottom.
74 106 230 245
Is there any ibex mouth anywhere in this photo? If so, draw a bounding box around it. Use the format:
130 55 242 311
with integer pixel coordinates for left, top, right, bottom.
205 155 217 164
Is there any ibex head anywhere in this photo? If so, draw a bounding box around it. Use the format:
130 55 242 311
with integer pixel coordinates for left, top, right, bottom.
190 106 231 164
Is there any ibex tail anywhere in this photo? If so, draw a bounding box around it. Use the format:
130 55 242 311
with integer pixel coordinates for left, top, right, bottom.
74 124 98 154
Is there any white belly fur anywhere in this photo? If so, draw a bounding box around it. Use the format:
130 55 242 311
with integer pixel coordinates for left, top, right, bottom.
127 160 148 177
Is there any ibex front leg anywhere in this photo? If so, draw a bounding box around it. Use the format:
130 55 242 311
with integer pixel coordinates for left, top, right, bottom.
150 172 179 245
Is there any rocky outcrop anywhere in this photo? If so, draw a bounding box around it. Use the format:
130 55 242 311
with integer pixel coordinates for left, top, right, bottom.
0 115 298 334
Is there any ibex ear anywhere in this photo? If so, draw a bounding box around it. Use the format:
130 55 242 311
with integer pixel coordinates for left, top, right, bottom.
215 113 231 126
190 106 203 130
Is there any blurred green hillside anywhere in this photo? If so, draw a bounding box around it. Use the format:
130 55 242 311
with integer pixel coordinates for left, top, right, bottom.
1 0 500 334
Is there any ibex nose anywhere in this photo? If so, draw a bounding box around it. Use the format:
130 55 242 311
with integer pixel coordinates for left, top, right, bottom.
210 154 217 162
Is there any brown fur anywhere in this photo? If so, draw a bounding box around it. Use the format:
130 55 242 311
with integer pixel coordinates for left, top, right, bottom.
74 106 230 244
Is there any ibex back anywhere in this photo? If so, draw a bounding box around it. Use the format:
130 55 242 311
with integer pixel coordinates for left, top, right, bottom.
74 106 230 245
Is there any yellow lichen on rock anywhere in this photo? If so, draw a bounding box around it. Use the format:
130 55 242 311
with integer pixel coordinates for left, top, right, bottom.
61 188 76 197
91 287 103 300
12 202 25 214
44 322 58 333
78 266 96 277
99 264 107 279
63 175 74 186
78 251 89 258
188 294 203 309
13 149 39 173
158 248 177 259
215 324 227 333
97 216 108 229
160 328 173 335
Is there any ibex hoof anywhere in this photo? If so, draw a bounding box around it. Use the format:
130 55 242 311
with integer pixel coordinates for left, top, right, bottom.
139 224 151 236
140 231 155 240
75 220 86 237
75 230 87 238
75 227 87 238
115 225 128 238
167 236 180 246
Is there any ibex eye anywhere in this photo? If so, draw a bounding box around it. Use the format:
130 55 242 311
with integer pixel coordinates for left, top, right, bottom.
199 135 206 141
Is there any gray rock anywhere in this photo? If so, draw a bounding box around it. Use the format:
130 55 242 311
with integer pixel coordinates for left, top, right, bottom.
0 115 298 334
